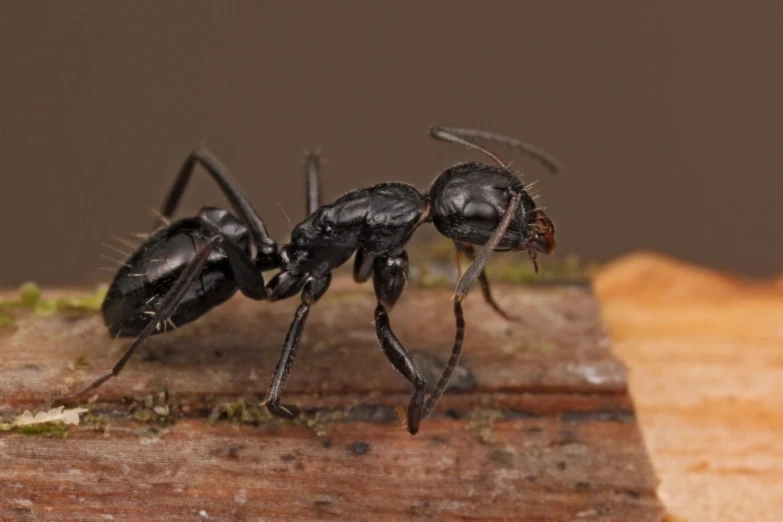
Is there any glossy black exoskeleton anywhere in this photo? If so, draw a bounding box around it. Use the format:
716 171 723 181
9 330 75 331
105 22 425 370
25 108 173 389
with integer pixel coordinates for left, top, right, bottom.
57 127 559 435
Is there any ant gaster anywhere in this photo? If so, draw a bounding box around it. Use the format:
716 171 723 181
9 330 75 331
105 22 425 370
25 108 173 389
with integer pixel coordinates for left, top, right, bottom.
56 127 559 435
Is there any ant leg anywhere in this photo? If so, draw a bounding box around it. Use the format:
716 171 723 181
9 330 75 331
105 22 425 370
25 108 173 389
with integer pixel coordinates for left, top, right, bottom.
372 252 427 435
304 152 322 216
197 220 267 300
54 235 224 405
353 248 374 283
454 241 517 321
423 191 521 418
263 273 332 419
154 149 276 256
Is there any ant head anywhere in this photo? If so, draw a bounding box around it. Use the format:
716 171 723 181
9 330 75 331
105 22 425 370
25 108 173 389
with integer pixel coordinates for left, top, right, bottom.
428 162 556 257
526 208 556 255
427 127 560 268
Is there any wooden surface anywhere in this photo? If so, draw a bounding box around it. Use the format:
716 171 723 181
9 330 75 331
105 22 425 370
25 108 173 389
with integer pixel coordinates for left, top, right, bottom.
594 253 783 522
0 279 662 521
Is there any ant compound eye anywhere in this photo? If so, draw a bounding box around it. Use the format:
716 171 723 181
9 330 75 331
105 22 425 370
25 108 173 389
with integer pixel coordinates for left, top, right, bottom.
463 201 500 231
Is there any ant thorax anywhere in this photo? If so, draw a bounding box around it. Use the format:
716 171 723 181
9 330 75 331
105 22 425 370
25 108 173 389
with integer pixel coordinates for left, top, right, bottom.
281 182 428 275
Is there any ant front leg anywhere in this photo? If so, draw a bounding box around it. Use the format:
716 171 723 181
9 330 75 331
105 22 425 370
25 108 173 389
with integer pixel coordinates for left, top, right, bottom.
263 272 332 419
454 242 517 321
372 251 427 435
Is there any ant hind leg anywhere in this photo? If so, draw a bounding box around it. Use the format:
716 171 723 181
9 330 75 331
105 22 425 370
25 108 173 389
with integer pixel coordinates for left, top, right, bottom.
54 234 224 405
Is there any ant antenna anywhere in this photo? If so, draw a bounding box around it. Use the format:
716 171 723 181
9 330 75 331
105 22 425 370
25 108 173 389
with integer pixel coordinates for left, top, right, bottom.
430 127 508 168
431 126 561 175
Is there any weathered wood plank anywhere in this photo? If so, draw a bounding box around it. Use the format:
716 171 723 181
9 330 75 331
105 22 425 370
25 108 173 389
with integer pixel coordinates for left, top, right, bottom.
0 281 663 521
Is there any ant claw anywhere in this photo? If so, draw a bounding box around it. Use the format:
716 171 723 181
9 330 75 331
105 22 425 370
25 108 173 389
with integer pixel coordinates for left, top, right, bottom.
265 401 300 420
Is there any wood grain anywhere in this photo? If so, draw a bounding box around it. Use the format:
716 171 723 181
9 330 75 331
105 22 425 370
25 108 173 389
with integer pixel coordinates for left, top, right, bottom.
0 281 662 521
594 252 783 522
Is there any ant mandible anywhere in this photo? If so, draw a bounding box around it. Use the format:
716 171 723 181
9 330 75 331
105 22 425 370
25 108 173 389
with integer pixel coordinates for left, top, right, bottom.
56 127 559 435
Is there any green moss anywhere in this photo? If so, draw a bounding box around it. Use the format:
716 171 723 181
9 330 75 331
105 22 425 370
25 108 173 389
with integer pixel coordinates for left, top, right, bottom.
207 400 333 435
83 412 103 424
83 412 109 433
124 391 177 426
0 283 108 328
294 414 329 438
132 409 156 423
409 235 598 288
34 300 58 317
411 253 597 290
13 422 68 438
74 355 89 370
0 311 14 328
19 282 41 307
485 260 540 284
485 253 597 284
208 400 267 425
53 284 109 313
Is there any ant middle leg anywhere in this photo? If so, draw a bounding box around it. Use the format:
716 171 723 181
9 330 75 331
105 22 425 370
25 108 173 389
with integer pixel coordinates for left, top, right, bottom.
263 272 332 419
372 251 427 435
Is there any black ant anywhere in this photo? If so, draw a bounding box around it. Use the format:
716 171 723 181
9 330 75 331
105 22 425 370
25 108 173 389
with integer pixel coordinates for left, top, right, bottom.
56 127 559 435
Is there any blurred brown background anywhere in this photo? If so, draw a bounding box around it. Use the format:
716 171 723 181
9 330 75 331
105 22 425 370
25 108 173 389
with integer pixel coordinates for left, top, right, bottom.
1 1 781 286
